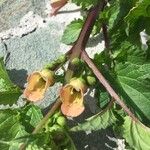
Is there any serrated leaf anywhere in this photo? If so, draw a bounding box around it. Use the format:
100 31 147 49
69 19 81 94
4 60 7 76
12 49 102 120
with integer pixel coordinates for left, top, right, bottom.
72 0 99 9
0 109 28 150
61 19 84 45
70 109 117 132
115 62 150 122
99 92 110 108
125 0 150 29
101 0 135 31
20 104 43 132
22 133 58 150
120 116 150 150
0 58 22 105
124 0 150 37
112 41 147 64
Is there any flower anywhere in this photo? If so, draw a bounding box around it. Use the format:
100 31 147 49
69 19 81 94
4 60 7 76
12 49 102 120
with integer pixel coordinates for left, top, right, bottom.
60 78 87 117
50 0 68 16
24 69 55 101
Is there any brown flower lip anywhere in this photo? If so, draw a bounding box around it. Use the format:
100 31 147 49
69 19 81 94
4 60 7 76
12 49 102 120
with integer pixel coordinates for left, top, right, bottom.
60 78 87 117
23 69 55 102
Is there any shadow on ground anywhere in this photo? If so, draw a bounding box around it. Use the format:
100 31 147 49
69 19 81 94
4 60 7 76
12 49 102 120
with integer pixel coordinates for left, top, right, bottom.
7 68 27 88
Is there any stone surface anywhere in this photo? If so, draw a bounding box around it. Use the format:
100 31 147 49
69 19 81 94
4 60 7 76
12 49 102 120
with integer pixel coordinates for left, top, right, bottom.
0 0 46 31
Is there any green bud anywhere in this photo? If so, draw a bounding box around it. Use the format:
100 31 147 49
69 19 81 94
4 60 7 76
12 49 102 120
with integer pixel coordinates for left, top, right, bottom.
53 111 62 119
71 58 81 66
50 124 62 131
44 55 66 70
56 116 66 127
57 55 67 64
87 76 96 85
44 62 56 70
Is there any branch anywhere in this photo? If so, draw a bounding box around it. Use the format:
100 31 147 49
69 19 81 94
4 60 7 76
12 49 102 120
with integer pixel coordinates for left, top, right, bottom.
102 23 110 49
32 98 61 134
65 0 106 82
81 50 139 122
20 98 61 150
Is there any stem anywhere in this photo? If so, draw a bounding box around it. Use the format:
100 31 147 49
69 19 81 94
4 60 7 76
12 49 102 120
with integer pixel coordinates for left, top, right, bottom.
32 98 61 134
65 0 105 82
20 98 61 150
102 23 114 67
58 8 81 14
81 51 139 122
102 23 110 49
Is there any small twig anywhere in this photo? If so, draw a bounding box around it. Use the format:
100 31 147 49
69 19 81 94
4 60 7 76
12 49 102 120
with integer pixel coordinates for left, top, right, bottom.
19 98 61 150
32 98 61 134
102 23 115 68
57 8 81 14
89 99 114 120
81 50 139 122
102 23 110 49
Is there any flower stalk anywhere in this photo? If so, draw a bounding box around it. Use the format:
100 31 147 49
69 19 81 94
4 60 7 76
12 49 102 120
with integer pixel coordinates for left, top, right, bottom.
65 0 106 82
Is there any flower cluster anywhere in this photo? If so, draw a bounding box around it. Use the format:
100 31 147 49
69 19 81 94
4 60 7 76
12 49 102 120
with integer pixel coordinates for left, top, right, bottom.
24 69 87 117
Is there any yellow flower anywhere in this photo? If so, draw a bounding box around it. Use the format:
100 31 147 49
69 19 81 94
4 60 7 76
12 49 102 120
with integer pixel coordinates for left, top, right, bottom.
60 78 87 117
50 0 68 16
24 69 55 101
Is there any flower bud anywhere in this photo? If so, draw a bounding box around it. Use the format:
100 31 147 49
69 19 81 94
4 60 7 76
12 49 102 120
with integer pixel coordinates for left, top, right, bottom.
57 55 67 64
23 69 55 101
56 116 66 127
71 58 81 66
86 76 96 85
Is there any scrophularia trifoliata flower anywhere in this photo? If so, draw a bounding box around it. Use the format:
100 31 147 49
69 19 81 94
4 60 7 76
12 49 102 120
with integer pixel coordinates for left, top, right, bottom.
60 78 87 117
24 69 55 101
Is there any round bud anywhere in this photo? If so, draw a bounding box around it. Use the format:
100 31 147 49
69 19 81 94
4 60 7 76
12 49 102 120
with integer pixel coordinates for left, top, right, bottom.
56 116 66 127
44 63 55 70
71 58 81 66
57 55 66 64
87 76 96 85
53 111 62 119
51 124 61 130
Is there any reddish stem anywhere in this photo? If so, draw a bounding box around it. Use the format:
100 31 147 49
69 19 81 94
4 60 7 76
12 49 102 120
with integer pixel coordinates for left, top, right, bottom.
102 23 109 49
81 50 139 122
65 0 105 81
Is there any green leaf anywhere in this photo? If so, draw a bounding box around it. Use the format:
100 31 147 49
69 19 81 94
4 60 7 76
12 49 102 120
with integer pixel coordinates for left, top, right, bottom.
98 92 110 108
101 0 135 31
72 0 99 9
0 58 22 105
61 19 84 45
96 89 110 108
70 109 117 132
22 133 58 150
0 109 28 150
115 62 150 122
20 104 43 132
125 0 150 31
112 41 147 64
120 116 150 150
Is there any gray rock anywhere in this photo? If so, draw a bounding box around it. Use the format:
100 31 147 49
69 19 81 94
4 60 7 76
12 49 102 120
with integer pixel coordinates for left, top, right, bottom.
0 0 46 32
